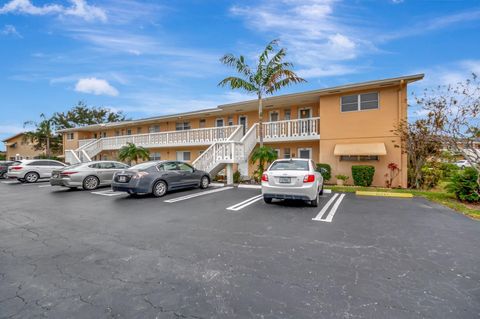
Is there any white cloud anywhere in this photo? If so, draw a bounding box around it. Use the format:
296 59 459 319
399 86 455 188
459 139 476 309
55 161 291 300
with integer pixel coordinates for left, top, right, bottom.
75 77 119 96
0 0 107 22
1 24 22 37
230 0 372 78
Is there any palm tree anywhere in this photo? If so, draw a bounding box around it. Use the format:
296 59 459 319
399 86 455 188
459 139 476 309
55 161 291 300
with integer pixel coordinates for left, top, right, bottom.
250 146 278 181
218 39 306 146
118 142 150 165
24 113 61 157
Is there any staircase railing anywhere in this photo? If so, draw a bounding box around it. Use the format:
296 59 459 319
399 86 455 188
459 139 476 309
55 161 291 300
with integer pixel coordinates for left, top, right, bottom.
192 125 244 173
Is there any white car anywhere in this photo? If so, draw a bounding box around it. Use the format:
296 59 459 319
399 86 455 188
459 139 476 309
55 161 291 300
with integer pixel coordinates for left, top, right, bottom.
7 159 67 183
454 160 472 169
261 158 324 207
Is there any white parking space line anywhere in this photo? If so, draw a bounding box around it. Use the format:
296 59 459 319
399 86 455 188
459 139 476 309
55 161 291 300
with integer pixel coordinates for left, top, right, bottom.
1 181 19 184
91 190 125 197
38 185 52 188
312 194 338 221
164 186 234 203
323 194 345 222
238 184 261 189
324 189 332 194
226 194 263 211
312 193 345 222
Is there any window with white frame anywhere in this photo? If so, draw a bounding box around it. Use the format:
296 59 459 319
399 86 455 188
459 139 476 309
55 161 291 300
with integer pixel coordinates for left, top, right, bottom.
126 129 132 135
149 152 161 161
284 109 291 120
228 116 234 126
176 122 191 131
298 148 312 159
341 92 379 112
66 132 74 140
149 125 160 133
176 151 191 161
216 118 224 127
284 148 291 159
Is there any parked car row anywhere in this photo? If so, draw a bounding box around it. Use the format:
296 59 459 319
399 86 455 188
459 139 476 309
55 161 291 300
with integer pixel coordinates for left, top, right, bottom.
2 158 325 205
3 159 211 197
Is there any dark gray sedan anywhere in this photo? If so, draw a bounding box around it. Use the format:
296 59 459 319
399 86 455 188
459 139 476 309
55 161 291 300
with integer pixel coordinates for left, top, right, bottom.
111 161 210 197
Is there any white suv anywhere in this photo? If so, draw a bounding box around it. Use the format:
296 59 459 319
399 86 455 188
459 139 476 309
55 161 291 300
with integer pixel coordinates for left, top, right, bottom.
8 159 67 183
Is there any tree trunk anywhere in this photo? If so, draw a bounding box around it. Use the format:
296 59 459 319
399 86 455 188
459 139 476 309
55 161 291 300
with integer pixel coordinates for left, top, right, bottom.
46 136 50 158
258 96 263 147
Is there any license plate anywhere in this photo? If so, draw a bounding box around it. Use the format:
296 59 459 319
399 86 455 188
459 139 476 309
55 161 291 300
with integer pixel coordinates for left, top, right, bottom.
279 177 291 183
118 176 127 182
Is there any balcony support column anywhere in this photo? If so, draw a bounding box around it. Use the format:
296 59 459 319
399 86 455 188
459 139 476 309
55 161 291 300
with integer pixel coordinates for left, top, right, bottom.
226 163 234 185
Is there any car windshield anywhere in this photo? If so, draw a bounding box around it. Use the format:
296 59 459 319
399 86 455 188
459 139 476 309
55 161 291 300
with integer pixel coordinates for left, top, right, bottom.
130 162 155 170
269 160 309 171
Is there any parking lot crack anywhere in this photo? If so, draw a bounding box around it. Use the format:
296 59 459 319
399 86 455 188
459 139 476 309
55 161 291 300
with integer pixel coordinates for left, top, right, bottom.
143 297 204 319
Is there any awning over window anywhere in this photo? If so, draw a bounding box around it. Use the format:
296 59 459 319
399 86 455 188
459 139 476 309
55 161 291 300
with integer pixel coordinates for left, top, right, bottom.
334 143 387 156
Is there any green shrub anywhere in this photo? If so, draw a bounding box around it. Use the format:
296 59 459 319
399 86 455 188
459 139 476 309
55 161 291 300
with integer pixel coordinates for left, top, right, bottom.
233 170 241 184
439 163 459 179
316 163 331 181
420 165 442 189
351 165 375 186
446 168 480 202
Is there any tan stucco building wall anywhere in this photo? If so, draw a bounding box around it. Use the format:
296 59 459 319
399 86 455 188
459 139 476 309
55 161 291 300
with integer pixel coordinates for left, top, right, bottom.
3 133 44 161
60 76 417 187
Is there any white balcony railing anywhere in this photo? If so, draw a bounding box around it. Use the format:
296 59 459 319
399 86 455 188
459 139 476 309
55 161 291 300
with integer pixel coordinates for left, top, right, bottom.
77 125 241 160
261 117 320 141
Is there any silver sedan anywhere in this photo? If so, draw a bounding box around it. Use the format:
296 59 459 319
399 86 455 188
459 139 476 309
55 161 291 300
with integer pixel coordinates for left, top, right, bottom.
50 161 130 190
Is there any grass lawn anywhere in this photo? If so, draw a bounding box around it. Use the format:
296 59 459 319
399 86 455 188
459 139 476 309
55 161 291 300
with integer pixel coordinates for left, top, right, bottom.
325 184 480 220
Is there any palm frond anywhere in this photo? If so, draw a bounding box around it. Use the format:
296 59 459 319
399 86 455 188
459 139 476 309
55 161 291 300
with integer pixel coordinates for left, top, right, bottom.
220 54 252 78
258 39 279 66
266 48 287 70
218 76 257 93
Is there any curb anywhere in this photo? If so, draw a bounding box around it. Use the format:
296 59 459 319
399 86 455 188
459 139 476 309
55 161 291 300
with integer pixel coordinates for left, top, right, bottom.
356 191 413 198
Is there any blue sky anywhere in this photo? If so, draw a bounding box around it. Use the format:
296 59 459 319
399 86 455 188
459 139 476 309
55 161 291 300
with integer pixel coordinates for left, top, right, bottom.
1 0 480 149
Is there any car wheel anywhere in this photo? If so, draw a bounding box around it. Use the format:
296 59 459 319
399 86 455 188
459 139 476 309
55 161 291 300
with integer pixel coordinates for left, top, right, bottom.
319 184 324 196
310 195 319 207
461 165 465 169
200 176 209 189
153 180 167 197
24 172 39 183
264 196 272 204
83 176 99 190
1 172 7 179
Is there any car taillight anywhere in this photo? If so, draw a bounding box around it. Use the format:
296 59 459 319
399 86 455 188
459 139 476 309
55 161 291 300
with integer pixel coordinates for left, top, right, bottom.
132 171 149 179
261 173 268 182
10 166 23 170
303 174 315 183
60 171 77 175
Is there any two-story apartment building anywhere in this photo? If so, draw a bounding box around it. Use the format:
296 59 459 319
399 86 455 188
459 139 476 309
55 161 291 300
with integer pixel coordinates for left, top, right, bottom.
59 74 424 187
2 133 45 161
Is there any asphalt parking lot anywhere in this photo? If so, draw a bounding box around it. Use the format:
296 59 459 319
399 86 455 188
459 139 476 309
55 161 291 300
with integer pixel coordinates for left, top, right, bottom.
0 181 479 319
